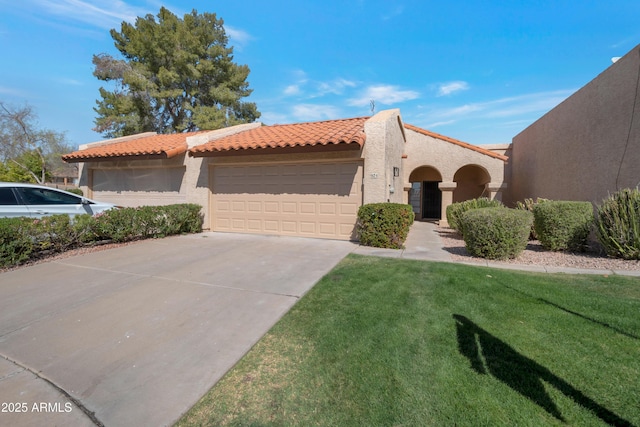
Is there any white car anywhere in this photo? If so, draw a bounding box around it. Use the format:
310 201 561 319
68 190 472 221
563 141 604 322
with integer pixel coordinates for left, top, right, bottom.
0 182 116 218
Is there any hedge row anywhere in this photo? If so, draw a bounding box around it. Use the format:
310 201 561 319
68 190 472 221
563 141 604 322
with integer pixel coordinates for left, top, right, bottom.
453 188 640 260
357 203 414 249
0 204 203 268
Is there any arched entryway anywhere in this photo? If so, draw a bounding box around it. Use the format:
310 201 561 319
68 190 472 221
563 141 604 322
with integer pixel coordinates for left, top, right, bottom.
409 166 443 220
453 164 491 203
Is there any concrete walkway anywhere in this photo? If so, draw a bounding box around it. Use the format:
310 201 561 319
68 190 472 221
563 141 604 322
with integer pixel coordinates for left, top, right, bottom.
352 220 451 262
354 221 640 277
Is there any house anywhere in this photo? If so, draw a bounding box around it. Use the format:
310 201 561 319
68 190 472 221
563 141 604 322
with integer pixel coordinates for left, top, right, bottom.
507 43 640 206
62 109 508 240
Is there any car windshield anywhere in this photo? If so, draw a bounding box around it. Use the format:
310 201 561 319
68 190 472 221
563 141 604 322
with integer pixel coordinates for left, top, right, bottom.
16 187 83 205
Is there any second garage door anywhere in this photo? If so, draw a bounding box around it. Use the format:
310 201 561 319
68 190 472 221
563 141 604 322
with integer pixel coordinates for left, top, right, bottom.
211 161 363 240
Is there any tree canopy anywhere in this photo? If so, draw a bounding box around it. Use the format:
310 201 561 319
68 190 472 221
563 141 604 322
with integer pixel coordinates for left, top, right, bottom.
93 7 260 138
0 102 73 184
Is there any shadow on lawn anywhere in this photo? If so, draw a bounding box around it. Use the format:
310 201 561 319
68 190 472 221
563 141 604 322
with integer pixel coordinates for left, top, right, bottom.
453 314 634 426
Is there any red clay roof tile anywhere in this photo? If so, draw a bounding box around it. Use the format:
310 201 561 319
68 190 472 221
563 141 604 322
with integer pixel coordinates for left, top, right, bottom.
61 132 200 162
404 124 508 161
189 117 368 156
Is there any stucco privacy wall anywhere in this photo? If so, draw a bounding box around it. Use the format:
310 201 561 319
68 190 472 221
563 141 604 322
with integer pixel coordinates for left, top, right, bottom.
362 109 406 204
508 44 640 206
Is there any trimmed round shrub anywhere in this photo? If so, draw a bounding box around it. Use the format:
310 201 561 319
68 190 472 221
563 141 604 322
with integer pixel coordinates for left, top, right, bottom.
595 188 640 260
533 201 593 251
460 208 533 260
446 197 504 233
357 203 414 249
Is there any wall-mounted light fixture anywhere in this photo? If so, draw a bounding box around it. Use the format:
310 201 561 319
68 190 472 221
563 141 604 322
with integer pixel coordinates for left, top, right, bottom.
393 167 400 177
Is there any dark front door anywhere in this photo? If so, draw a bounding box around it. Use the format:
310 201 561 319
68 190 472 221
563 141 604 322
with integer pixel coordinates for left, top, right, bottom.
422 181 442 219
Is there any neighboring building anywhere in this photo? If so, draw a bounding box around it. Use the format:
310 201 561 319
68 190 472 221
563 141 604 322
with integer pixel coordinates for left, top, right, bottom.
507 43 640 206
62 109 508 239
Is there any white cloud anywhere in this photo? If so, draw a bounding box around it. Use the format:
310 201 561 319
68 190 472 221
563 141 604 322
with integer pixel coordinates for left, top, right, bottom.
259 111 289 125
32 0 143 29
225 25 253 48
347 84 419 107
437 81 470 97
316 78 357 96
430 89 575 121
424 120 456 129
55 78 84 86
282 73 355 98
291 104 340 121
284 85 302 96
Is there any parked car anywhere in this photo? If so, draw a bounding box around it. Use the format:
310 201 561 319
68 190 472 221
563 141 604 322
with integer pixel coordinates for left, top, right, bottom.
0 182 116 218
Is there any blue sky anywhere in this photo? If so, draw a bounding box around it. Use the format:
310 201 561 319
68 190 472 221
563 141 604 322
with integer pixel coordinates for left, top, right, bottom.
0 1 638 148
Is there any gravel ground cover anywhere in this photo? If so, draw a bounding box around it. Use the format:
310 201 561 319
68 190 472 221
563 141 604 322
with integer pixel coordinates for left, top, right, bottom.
437 227 640 271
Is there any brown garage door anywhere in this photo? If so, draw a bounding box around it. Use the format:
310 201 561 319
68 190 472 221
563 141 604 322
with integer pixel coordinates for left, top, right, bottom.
211 161 363 240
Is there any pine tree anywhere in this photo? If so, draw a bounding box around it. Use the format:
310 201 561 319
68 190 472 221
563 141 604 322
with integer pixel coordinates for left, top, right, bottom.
93 7 260 138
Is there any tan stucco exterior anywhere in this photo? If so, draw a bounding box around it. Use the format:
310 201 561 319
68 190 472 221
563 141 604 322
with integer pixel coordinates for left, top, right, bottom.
362 109 406 204
402 127 507 225
71 108 508 238
508 44 640 206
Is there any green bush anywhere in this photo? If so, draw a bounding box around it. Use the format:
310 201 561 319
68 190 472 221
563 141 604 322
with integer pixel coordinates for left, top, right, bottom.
66 188 84 196
0 217 35 267
0 204 203 268
446 198 504 233
533 201 593 251
94 204 203 242
595 188 640 260
460 208 533 260
515 197 549 239
357 203 414 249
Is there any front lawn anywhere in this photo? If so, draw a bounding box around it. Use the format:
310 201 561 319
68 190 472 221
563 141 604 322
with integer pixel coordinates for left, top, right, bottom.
177 255 640 426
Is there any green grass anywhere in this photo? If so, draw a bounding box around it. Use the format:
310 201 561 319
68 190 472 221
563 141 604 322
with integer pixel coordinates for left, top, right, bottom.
177 255 640 426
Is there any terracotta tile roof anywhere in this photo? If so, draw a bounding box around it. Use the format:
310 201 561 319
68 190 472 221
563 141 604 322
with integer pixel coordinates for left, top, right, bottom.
62 132 201 162
189 117 368 156
404 124 508 161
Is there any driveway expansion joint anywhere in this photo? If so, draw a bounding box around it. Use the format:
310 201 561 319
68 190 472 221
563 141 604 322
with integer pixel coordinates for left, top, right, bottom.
0 353 104 427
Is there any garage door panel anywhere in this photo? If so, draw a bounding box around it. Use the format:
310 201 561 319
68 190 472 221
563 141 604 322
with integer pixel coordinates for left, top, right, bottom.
211 161 362 240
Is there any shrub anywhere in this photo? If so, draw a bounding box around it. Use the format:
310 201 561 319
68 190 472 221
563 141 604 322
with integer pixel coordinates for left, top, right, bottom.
533 201 593 251
460 208 533 260
446 198 504 233
66 188 84 196
515 197 550 239
0 217 35 267
95 204 203 242
0 204 203 268
595 188 640 260
357 203 414 249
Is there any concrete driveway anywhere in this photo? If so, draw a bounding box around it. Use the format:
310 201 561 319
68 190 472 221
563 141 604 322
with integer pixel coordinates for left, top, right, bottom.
0 232 356 426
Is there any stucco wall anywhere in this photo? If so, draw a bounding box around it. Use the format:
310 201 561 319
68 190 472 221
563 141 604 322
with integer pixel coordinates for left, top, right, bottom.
362 109 406 204
403 129 507 193
509 44 640 206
